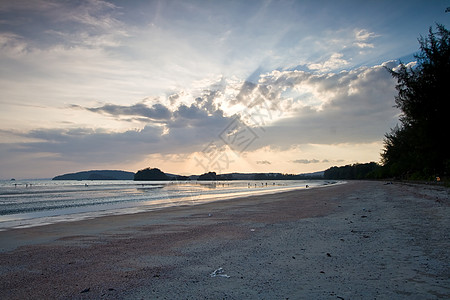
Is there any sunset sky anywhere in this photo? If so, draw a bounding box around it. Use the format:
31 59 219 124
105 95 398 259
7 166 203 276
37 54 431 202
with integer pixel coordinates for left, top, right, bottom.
1 0 449 179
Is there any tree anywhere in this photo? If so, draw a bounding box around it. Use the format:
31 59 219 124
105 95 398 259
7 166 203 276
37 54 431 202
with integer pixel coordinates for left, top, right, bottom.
197 172 220 181
323 162 381 180
382 24 450 179
134 168 169 181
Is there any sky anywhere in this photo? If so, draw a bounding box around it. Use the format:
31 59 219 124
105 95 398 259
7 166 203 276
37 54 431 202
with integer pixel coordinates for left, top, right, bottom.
1 0 449 179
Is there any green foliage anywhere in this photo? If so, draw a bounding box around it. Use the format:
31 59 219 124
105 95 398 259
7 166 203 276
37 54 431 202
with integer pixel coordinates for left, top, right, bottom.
382 24 450 179
324 162 381 180
134 167 169 181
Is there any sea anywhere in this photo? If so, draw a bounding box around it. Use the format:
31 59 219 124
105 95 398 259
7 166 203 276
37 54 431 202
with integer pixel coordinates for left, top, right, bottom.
0 179 340 231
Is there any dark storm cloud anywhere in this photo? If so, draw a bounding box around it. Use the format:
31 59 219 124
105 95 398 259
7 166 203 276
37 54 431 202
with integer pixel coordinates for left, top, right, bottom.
73 102 172 121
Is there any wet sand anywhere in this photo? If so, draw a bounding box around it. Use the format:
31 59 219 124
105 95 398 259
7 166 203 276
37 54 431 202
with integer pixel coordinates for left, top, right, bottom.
0 181 449 299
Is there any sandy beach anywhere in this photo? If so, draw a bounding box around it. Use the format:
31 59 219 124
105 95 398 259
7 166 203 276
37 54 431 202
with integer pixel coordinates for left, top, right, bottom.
0 181 448 299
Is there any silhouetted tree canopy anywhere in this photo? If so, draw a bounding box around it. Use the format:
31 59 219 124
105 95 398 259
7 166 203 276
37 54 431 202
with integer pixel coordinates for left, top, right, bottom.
382 24 450 179
197 172 221 181
134 167 169 181
324 162 381 180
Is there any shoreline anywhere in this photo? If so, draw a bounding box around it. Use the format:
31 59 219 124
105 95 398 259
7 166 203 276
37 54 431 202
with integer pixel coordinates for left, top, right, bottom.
0 179 336 232
0 181 448 299
0 182 342 252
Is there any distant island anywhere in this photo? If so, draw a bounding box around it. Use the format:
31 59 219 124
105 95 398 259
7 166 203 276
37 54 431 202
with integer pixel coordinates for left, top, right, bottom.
53 162 381 181
197 171 220 181
132 168 328 181
134 168 170 181
53 170 135 180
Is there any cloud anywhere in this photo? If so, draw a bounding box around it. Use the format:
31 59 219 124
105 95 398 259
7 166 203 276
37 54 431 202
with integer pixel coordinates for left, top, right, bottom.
291 158 344 164
307 53 349 72
292 159 320 164
1 59 400 178
48 60 400 160
234 81 257 105
233 61 399 151
72 88 235 130
60 0 121 30
0 0 126 50
6 91 241 165
353 29 378 49
0 32 31 57
73 102 172 122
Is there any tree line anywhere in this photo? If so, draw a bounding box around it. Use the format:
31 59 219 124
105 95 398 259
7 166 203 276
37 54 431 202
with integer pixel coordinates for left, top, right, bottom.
327 25 449 181
381 24 449 180
323 162 381 180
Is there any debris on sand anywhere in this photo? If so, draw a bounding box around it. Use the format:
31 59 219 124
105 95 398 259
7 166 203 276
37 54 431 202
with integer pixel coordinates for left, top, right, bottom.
210 267 230 278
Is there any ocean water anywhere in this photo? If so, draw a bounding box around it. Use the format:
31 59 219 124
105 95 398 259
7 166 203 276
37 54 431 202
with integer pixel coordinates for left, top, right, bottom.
0 179 340 230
